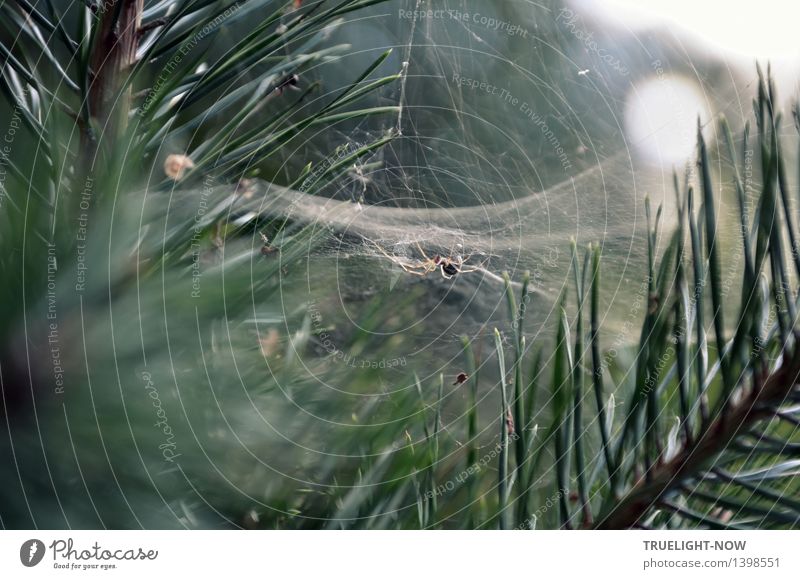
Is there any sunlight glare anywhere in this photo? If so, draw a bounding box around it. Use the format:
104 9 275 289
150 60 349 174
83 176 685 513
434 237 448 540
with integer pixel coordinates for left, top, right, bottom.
625 75 708 165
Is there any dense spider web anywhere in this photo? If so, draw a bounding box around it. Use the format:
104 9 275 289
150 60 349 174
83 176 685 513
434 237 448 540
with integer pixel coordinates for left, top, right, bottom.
161 0 768 421
220 0 755 352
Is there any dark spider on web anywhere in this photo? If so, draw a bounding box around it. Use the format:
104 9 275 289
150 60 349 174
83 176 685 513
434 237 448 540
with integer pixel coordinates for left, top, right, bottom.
368 239 488 280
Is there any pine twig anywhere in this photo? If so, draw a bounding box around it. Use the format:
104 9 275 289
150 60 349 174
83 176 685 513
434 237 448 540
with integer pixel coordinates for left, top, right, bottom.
595 339 800 528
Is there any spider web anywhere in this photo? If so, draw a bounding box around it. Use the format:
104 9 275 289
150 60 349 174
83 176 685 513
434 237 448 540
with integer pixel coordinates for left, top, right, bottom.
215 1 693 344
173 0 759 366
287 0 756 330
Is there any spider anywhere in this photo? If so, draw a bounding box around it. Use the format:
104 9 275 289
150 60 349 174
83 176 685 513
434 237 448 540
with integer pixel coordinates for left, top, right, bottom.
369 240 484 279
452 372 469 385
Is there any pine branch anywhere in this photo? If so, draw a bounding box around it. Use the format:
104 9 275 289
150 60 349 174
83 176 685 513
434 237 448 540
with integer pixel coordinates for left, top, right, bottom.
88 0 143 136
595 341 800 529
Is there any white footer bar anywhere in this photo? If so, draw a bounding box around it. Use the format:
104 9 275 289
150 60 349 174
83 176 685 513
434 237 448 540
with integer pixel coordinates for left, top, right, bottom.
1 531 795 578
